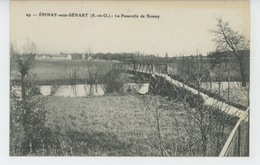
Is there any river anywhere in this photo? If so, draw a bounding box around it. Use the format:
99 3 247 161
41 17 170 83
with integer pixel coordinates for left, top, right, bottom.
40 83 149 97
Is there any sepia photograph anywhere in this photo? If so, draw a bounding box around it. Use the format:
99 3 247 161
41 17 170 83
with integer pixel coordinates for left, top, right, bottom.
9 0 250 157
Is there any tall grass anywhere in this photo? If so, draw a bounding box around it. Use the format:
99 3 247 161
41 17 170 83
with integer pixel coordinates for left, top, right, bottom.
19 95 236 156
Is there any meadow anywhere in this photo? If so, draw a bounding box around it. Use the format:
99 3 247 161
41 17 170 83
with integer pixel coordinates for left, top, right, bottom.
37 94 235 156
28 60 116 84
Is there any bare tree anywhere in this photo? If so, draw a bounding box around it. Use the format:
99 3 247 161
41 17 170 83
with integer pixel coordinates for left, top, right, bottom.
143 95 169 156
210 17 249 87
181 97 237 156
176 55 211 94
170 56 237 156
176 57 195 84
62 61 81 85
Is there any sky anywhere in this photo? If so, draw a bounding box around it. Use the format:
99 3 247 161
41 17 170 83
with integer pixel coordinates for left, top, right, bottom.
10 0 250 57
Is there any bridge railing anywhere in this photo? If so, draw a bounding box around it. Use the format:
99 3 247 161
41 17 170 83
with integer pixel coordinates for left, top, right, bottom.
113 63 168 74
219 107 249 157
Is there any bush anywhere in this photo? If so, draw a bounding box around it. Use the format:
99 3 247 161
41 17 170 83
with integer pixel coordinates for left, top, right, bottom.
102 69 128 93
141 74 205 108
184 91 204 108
10 53 48 155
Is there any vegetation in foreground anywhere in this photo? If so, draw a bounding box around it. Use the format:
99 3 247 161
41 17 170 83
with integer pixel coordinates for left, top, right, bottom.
10 94 237 156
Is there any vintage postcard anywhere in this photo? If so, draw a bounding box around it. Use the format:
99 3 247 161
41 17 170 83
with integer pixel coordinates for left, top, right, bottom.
10 0 250 157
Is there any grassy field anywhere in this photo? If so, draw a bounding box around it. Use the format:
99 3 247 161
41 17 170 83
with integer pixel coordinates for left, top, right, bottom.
44 95 180 156
39 94 235 156
11 60 116 83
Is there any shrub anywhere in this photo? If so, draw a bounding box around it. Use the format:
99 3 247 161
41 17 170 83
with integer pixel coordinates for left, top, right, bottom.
10 52 48 155
102 69 128 93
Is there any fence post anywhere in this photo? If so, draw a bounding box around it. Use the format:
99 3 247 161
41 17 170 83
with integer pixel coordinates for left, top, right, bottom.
237 125 241 156
246 111 250 156
219 107 249 157
210 76 212 92
218 78 221 96
228 77 230 101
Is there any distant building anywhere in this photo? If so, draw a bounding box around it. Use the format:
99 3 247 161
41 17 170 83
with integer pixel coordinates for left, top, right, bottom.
51 54 71 60
36 55 52 60
87 55 93 60
36 54 72 60
173 55 210 60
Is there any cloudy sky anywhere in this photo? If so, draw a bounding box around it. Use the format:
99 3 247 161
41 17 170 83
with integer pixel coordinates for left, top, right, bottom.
10 0 249 56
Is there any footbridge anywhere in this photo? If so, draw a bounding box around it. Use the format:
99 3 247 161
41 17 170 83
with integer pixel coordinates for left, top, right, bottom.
113 63 248 119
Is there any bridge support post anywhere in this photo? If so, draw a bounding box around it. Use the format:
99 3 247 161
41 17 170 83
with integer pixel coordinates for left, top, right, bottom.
237 125 241 156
